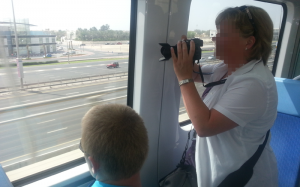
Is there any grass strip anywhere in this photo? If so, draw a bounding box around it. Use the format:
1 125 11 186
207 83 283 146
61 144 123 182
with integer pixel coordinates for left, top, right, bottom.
0 58 128 68
59 58 127 64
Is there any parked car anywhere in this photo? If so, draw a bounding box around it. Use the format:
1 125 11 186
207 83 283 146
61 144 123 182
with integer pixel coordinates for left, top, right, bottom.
79 44 86 46
200 57 206 63
117 42 122 45
105 43 110 45
62 52 69 55
208 55 215 60
70 50 76 54
106 62 119 68
43 54 52 58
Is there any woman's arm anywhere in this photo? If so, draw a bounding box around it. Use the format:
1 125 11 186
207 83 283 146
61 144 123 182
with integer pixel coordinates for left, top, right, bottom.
180 83 238 137
171 40 238 137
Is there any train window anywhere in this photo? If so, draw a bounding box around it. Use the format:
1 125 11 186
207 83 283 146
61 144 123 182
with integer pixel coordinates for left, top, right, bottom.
179 0 283 123
0 0 131 184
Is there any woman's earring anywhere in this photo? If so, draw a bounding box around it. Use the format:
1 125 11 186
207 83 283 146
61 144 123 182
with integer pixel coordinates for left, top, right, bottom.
245 48 248 50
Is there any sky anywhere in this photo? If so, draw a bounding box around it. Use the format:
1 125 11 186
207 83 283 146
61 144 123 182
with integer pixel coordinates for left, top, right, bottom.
0 0 282 31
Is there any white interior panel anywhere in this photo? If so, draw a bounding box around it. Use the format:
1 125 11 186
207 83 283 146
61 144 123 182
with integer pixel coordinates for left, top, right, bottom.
157 0 192 179
134 0 192 186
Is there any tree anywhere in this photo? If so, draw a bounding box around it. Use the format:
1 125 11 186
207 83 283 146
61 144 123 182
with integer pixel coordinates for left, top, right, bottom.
70 32 74 40
194 29 210 37
75 27 129 41
50 30 67 41
100 24 110 31
187 31 196 38
90 27 97 31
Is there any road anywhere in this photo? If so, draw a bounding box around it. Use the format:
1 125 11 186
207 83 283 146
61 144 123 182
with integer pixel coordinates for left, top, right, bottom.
0 79 127 171
0 76 202 172
0 51 216 88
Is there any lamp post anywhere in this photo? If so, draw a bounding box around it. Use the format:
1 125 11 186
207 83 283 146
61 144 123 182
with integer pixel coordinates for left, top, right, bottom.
11 0 23 89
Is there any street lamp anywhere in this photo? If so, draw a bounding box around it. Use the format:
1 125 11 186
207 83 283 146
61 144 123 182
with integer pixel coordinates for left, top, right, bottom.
11 0 24 89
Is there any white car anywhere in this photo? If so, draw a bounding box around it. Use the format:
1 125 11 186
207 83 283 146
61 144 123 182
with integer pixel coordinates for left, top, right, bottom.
200 57 206 63
208 55 215 60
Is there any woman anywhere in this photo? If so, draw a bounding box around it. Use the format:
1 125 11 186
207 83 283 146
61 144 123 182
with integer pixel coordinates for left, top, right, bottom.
171 6 278 187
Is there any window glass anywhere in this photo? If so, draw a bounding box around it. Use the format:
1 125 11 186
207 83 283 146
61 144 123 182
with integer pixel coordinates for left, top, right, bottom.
179 0 283 123
0 0 131 182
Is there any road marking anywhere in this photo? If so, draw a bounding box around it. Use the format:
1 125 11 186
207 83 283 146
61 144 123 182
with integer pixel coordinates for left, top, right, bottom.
179 109 186 112
2 157 32 168
123 62 128 63
66 92 79 95
1 138 80 164
104 86 115 88
47 127 68 134
86 66 91 67
54 68 61 70
36 142 78 157
71 67 78 68
22 100 30 102
0 95 127 124
37 70 45 72
0 78 127 101
37 119 56 124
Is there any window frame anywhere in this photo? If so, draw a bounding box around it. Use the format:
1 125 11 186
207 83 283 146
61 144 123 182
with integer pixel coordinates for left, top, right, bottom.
10 0 137 186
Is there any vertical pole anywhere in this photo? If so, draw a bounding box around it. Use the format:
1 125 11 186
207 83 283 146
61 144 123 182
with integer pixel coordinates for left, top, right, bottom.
11 0 23 89
68 41 70 64
26 44 29 59
11 0 19 58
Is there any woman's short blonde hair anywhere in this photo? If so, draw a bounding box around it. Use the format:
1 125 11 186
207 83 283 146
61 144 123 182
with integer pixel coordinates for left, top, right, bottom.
215 6 273 65
81 104 148 181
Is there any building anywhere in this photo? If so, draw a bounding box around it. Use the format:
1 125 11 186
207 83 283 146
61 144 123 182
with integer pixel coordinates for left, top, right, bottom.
210 30 217 37
0 19 56 57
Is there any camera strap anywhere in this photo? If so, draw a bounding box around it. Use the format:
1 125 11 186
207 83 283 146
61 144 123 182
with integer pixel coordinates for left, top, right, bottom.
194 60 227 88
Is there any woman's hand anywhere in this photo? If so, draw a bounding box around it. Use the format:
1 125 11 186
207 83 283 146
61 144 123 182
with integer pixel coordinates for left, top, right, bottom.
171 35 195 81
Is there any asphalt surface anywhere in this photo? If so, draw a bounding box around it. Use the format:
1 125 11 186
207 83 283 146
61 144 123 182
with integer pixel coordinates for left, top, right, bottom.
0 75 204 172
0 80 127 170
0 51 215 87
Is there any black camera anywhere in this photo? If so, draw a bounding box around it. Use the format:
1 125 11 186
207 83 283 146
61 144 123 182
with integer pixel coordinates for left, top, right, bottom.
159 38 203 61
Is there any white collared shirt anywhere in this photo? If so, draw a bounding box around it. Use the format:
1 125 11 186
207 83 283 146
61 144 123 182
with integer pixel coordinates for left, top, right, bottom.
196 60 278 187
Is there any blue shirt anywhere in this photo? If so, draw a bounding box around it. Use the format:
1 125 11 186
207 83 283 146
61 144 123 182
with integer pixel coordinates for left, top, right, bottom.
90 180 129 187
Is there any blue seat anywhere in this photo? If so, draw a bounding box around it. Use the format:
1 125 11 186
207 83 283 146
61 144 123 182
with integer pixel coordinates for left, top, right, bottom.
270 78 300 187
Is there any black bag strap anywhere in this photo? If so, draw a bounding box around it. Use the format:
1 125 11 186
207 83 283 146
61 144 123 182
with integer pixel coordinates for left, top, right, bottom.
218 130 270 187
178 129 192 166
